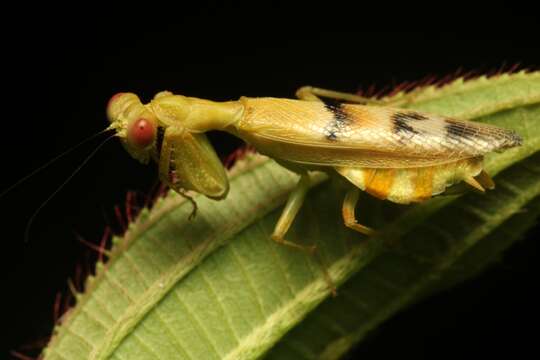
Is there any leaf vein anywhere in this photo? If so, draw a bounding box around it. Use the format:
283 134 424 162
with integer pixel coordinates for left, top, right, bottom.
171 290 222 359
228 241 267 320
199 265 241 344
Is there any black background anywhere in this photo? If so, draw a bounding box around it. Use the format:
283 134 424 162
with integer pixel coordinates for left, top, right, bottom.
2 4 539 359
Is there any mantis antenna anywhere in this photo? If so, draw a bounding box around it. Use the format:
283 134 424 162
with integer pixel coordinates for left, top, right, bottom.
23 134 116 243
1 127 115 199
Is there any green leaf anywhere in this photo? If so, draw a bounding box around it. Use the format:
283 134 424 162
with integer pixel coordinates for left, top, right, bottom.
43 71 540 360
265 154 540 360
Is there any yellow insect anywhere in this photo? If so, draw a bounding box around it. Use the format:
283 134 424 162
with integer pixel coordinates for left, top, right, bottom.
106 86 522 250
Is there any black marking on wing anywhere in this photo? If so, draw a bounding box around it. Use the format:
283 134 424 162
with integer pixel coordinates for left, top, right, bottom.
445 120 477 140
445 119 523 152
404 111 429 121
155 126 165 159
392 112 420 135
324 103 351 141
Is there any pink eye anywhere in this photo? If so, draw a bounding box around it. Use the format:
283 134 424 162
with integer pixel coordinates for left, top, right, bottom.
107 92 125 109
128 118 156 148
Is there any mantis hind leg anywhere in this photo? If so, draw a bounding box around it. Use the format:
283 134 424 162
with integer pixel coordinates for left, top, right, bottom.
271 173 317 253
296 86 378 104
272 171 338 295
296 85 416 106
342 187 374 236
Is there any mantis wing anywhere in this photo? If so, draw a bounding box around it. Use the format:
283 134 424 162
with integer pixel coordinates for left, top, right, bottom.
239 98 522 168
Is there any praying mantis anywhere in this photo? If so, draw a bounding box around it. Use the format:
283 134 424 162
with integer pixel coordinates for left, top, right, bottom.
106 86 522 251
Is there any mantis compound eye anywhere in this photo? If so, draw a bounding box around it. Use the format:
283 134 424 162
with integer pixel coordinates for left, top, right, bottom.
128 118 156 148
107 92 125 109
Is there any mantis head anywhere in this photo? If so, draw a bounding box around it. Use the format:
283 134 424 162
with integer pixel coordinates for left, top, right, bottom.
107 92 159 165
106 92 230 200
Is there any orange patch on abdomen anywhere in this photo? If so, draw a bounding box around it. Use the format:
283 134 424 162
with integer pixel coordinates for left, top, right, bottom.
364 168 397 200
411 167 435 202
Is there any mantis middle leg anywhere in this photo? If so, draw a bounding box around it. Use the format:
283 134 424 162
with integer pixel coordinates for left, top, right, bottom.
271 173 317 253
